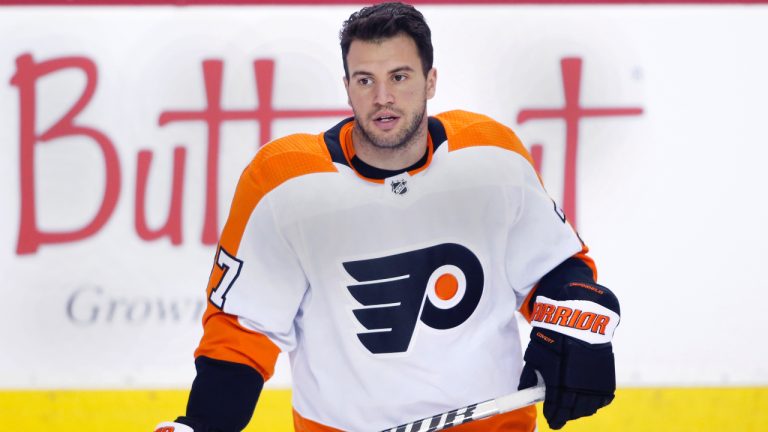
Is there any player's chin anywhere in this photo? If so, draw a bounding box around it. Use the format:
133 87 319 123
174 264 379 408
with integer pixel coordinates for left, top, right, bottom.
364 129 400 148
371 138 401 149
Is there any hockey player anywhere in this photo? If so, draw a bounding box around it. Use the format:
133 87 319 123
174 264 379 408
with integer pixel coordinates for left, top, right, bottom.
155 2 620 431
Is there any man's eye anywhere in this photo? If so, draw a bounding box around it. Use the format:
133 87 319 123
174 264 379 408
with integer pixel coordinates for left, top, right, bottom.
358 77 372 86
393 74 407 82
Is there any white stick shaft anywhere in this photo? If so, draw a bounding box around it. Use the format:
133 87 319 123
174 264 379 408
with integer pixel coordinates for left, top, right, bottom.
380 382 546 432
495 382 546 414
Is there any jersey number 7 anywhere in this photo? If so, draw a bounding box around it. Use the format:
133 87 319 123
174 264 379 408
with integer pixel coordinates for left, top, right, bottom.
209 247 243 309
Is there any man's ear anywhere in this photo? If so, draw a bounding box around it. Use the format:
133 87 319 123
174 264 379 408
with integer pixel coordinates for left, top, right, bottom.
343 76 351 106
426 67 437 100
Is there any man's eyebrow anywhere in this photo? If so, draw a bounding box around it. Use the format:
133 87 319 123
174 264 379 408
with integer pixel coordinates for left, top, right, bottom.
350 66 415 78
350 70 374 78
389 66 415 74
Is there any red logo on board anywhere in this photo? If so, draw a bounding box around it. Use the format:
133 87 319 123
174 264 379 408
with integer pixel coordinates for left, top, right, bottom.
10 55 351 254
519 57 643 229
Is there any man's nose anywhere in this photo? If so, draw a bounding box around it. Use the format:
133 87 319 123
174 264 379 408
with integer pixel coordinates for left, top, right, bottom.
373 82 395 106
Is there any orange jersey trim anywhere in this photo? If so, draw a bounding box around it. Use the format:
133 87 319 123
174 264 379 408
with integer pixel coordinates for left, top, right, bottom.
338 121 384 185
194 313 281 380
435 110 535 167
453 406 536 432
292 410 343 432
293 406 536 432
337 120 435 184
195 133 338 379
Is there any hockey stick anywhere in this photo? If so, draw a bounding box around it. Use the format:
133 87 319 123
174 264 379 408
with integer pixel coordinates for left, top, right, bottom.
380 373 546 432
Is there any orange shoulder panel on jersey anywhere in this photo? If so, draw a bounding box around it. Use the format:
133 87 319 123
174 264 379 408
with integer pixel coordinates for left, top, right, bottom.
434 110 536 167
293 406 535 432
195 133 338 380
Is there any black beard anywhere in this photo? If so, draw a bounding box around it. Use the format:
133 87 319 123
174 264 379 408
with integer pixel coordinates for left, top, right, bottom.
356 103 426 151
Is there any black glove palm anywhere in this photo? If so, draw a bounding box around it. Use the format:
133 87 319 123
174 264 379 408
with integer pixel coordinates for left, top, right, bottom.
519 327 616 429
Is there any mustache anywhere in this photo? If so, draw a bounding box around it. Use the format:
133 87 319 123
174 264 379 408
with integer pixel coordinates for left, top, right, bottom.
369 107 403 119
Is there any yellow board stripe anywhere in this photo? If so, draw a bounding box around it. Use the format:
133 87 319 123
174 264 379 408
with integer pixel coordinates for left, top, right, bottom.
1 387 766 431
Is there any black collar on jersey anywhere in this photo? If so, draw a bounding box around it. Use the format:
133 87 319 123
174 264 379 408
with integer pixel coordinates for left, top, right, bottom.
323 116 447 180
350 148 429 180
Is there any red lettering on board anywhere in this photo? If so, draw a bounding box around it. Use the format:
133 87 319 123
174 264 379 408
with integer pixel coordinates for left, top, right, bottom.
10 54 121 255
159 59 352 245
11 56 351 254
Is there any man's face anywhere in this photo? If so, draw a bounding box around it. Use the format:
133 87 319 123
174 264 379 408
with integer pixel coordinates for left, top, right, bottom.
344 33 436 150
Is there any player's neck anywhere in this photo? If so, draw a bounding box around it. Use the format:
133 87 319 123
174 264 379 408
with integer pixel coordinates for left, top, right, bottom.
351 120 429 171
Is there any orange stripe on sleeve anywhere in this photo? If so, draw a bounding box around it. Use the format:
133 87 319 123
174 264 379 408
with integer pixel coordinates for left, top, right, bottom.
195 314 282 380
195 133 337 379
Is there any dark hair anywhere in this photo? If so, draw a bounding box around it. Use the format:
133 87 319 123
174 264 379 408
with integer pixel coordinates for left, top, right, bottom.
339 2 433 78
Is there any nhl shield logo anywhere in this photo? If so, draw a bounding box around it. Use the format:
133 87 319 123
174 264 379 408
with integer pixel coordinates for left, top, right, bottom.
391 179 408 195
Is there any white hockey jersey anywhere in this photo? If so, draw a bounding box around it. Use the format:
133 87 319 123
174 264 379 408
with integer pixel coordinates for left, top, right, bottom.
195 110 593 432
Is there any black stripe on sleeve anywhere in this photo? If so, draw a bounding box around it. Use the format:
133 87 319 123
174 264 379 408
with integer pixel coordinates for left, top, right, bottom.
183 356 265 432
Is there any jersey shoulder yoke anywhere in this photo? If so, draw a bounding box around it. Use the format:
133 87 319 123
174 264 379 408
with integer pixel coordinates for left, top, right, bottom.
434 110 534 165
244 132 338 198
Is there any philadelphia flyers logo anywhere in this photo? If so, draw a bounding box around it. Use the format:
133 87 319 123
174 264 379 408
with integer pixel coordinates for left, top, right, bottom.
343 243 484 354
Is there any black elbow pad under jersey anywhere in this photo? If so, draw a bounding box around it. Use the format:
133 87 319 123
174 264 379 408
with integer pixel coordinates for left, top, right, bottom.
179 356 265 432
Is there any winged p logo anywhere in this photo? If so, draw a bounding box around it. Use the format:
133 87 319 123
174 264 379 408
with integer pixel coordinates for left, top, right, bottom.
343 243 484 354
